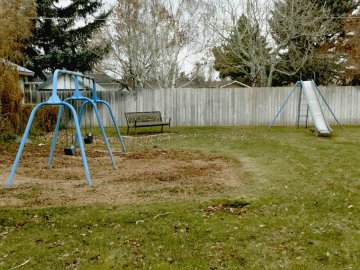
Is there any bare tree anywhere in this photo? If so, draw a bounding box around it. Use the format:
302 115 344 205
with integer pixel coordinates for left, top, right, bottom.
208 0 335 86
0 0 36 135
0 0 36 61
267 0 335 85
98 0 150 88
99 0 213 89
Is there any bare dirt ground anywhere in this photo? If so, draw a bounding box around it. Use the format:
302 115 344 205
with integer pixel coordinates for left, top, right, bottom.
0 134 242 208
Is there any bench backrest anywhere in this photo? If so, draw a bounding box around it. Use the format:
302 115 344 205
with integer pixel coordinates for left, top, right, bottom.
125 111 162 124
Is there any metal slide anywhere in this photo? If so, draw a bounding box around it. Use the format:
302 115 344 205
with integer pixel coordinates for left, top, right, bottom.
301 80 332 136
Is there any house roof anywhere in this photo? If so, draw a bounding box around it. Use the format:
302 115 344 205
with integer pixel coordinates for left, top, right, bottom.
220 81 251 88
36 73 106 91
175 79 251 88
88 73 119 83
87 73 131 90
31 71 131 91
16 65 35 76
1 60 35 76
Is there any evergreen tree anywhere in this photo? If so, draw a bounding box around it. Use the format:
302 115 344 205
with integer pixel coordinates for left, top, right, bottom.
341 11 360 85
319 0 360 85
24 0 110 78
316 0 357 27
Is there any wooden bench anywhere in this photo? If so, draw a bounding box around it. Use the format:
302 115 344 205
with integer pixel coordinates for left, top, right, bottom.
124 111 171 135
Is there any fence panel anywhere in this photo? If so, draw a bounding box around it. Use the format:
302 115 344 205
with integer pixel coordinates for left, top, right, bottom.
24 85 360 127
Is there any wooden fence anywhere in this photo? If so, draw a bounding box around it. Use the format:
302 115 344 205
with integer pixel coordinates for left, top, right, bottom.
24 85 360 127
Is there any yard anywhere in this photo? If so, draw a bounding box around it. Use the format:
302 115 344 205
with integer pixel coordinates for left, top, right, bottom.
0 126 360 269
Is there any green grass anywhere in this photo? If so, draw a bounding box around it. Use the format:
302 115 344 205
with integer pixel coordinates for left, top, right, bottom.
2 126 360 269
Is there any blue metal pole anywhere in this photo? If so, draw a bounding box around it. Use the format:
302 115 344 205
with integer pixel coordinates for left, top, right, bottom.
313 81 343 128
7 103 44 187
73 101 87 148
91 78 99 101
87 99 117 168
87 75 126 152
64 102 91 186
47 70 62 103
87 80 126 152
48 105 64 167
65 97 117 169
73 75 83 98
269 81 301 128
296 82 303 128
96 100 127 153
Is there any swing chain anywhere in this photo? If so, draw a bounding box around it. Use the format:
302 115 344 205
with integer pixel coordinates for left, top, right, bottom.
63 73 76 155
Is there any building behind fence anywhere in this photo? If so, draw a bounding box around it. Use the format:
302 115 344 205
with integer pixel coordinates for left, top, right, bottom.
24 86 360 127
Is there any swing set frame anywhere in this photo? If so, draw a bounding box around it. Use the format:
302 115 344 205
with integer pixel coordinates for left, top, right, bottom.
6 69 126 187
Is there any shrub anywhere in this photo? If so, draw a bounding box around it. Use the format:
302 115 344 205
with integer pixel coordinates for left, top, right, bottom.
20 104 59 135
34 106 59 133
0 66 59 141
0 66 23 141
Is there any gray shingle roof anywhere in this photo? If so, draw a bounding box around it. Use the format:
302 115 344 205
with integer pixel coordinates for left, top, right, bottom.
1 60 35 76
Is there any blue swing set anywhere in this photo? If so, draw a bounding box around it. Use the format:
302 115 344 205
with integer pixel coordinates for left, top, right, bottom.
6 69 126 187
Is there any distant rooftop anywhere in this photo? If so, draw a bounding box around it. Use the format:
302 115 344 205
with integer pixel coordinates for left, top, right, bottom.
176 78 251 88
89 73 119 84
1 60 35 76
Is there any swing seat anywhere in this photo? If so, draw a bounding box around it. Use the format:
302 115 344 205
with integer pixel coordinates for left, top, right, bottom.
84 134 93 144
64 145 76 156
84 132 93 144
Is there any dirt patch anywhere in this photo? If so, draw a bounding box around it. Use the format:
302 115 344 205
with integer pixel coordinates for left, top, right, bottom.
0 141 242 208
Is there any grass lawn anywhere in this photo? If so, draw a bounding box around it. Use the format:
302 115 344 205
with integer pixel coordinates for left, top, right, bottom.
1 126 360 269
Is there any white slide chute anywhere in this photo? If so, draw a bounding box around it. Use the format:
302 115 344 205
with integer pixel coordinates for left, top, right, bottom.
301 81 332 136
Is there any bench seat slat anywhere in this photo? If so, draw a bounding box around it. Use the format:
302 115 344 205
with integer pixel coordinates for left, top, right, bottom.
128 121 170 127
